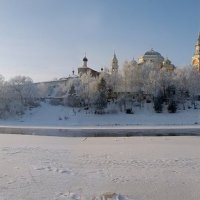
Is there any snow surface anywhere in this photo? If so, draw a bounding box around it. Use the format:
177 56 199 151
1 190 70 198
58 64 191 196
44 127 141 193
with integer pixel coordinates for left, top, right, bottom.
0 101 199 127
0 134 200 200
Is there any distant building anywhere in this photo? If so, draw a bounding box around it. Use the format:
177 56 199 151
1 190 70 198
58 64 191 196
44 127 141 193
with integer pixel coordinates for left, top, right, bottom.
138 48 164 67
111 53 119 74
35 47 178 98
78 56 100 77
192 32 200 71
138 48 175 72
162 57 176 72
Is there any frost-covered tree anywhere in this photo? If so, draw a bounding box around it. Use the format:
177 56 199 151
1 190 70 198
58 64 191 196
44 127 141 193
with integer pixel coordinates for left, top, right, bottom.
36 83 49 98
100 67 122 99
94 77 108 113
174 68 189 109
153 96 163 113
123 61 135 93
0 75 39 118
187 67 200 108
168 100 177 113
157 68 175 103
79 72 97 106
0 75 9 117
65 84 82 107
8 76 38 106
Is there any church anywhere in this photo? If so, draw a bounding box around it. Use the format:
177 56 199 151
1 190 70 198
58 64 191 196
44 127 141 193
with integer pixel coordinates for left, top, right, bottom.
192 32 200 71
137 49 175 72
36 31 200 98
77 48 176 78
77 56 100 77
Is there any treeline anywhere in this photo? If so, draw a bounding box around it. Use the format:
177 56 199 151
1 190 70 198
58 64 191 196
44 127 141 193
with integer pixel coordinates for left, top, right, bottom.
1 62 200 118
43 62 200 114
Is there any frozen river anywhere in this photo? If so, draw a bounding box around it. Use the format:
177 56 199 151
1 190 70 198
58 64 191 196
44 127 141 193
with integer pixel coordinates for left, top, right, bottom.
0 134 200 200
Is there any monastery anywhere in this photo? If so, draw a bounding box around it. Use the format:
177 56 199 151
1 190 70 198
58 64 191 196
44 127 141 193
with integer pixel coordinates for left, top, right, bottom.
36 32 200 97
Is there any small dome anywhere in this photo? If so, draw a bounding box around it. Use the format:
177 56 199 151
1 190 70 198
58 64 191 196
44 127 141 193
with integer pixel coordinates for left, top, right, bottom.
83 56 88 62
144 49 162 56
131 57 137 65
163 58 171 65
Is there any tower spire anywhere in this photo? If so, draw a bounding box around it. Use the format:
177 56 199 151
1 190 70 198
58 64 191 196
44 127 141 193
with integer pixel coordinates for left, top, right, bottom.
111 52 119 74
192 32 200 71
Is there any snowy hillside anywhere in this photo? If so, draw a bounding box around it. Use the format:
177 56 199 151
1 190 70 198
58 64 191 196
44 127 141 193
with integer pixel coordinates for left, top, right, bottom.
0 101 199 127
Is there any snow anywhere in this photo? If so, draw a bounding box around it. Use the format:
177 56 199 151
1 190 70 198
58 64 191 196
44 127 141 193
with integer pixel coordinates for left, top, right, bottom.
0 101 199 136
0 102 199 199
0 134 200 200
0 101 199 127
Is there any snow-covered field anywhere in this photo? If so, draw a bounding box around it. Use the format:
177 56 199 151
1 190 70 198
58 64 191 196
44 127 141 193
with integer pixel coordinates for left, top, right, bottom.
0 101 199 127
0 134 200 200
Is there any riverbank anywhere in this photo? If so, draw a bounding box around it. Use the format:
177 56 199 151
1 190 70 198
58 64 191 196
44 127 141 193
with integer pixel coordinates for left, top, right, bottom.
0 102 200 128
0 124 200 136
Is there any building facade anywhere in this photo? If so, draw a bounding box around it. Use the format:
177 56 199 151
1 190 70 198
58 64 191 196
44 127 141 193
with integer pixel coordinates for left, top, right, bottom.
111 53 119 74
192 32 200 71
78 56 100 77
138 48 175 72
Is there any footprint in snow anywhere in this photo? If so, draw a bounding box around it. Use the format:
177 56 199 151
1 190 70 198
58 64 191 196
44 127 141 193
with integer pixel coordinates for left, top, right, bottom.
33 166 73 174
55 192 80 200
56 192 133 200
93 193 130 200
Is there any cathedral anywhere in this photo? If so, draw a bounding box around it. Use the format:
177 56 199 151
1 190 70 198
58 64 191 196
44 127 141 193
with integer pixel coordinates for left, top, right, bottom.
111 48 176 73
55 32 200 81
37 32 200 95
136 48 175 72
77 48 175 78
192 32 200 71
111 48 176 74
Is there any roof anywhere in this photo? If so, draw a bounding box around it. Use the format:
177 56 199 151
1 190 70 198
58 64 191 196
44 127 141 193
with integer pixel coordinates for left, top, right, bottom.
144 49 162 56
83 56 88 62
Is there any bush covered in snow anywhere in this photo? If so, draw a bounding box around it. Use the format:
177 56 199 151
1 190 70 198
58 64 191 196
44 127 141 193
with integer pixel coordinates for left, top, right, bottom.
0 75 39 118
168 100 177 113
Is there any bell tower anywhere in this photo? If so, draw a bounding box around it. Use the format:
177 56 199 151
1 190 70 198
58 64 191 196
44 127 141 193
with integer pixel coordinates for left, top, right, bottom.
192 32 200 71
111 52 119 74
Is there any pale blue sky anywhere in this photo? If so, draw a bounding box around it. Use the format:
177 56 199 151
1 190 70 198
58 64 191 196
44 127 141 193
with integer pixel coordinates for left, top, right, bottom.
0 0 199 82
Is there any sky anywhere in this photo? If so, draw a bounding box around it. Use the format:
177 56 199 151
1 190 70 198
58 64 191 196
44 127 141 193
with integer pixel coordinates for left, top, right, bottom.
0 0 200 82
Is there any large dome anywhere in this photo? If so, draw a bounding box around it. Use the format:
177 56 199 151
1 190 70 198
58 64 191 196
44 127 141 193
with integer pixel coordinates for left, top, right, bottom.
138 48 164 65
137 48 175 71
144 49 162 56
